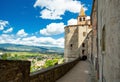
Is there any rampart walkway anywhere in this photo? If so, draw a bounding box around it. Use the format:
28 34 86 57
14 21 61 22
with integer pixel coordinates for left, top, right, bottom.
0 59 97 82
56 60 96 82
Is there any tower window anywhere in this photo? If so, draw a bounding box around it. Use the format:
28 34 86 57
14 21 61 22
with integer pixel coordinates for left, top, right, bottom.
82 43 85 47
83 17 85 21
88 25 91 29
82 50 85 55
70 44 73 50
70 44 73 47
79 18 82 21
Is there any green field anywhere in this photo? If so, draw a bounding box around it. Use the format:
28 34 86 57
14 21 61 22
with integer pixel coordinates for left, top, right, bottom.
0 52 64 72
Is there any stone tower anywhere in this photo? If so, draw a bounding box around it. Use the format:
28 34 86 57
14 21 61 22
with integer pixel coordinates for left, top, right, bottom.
64 7 92 62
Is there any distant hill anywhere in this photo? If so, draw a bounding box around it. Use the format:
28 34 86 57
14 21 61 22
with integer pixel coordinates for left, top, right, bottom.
0 43 64 54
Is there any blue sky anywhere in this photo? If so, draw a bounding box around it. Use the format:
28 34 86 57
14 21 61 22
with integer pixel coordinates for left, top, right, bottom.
0 0 92 48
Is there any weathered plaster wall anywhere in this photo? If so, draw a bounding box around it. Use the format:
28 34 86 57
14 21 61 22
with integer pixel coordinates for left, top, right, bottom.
64 24 92 62
78 25 92 57
97 0 120 82
64 25 79 62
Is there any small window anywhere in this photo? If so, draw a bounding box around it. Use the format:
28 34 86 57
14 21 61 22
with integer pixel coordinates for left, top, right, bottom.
88 25 91 29
79 18 82 21
70 44 73 50
70 44 73 47
82 43 85 47
83 17 85 21
83 32 86 36
82 50 85 55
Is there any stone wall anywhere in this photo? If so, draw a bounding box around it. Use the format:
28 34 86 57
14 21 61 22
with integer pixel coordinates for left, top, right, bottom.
98 0 120 81
0 58 79 82
87 31 92 62
78 25 92 57
64 24 92 62
91 0 99 80
0 60 30 82
30 58 79 82
91 0 120 82
64 25 79 62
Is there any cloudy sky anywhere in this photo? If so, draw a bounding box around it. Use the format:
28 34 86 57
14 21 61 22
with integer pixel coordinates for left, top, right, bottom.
0 0 92 48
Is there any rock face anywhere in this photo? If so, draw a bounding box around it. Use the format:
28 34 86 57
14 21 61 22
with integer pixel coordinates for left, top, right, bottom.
91 0 120 82
0 60 30 82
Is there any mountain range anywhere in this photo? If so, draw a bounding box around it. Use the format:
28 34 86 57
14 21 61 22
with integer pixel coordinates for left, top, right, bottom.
0 43 64 54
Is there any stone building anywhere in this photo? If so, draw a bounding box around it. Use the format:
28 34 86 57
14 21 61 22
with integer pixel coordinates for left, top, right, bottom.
64 7 92 62
91 0 120 82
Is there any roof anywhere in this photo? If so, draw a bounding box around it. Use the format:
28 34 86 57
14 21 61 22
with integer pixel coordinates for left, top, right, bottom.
80 7 86 16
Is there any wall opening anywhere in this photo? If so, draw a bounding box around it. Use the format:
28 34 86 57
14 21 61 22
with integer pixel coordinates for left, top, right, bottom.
70 44 73 47
82 55 87 60
82 50 85 55
83 17 85 21
82 43 85 47
70 44 73 50
81 50 87 60
102 26 105 52
101 25 106 82
79 18 82 21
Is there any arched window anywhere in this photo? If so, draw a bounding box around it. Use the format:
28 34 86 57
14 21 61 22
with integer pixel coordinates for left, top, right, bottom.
83 17 85 21
79 18 82 21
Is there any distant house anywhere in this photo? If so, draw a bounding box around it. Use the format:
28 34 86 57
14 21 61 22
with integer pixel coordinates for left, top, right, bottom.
0 52 4 59
0 52 4 55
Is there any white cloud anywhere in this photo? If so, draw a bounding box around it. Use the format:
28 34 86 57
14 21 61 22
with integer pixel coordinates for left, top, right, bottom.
0 34 15 43
0 20 9 30
40 23 65 36
67 18 77 25
3 27 13 33
86 16 90 20
22 37 64 48
34 0 87 20
17 29 28 37
0 34 64 48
